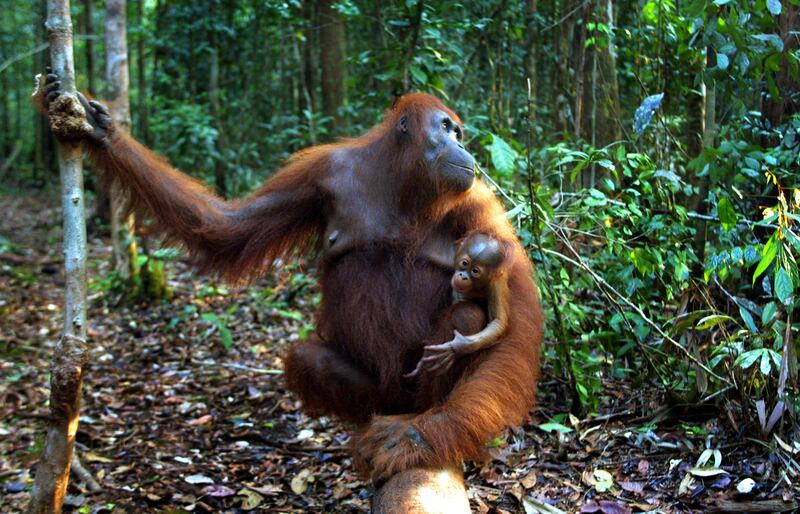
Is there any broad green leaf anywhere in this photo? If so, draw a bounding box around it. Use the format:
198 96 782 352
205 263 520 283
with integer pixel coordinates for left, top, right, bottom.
762 302 778 325
735 349 762 369
696 314 734 330
760 353 772 376
767 0 782 15
489 134 518 177
409 65 427 84
717 54 730 70
739 306 758 333
752 234 777 284
538 422 573 434
718 197 737 232
775 267 794 304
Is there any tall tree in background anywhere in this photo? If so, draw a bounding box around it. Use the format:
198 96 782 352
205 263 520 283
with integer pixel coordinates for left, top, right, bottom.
135 0 149 145
83 0 96 95
105 0 139 281
27 0 89 511
318 0 345 131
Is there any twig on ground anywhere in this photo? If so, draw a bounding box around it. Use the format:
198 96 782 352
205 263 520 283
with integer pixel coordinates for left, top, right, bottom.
194 359 282 375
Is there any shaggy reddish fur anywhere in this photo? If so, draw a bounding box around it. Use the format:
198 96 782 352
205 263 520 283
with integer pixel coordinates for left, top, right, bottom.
80 93 542 482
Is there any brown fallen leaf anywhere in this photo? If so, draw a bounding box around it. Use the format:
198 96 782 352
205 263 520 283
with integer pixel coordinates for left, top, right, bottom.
84 452 113 463
187 414 214 425
619 480 645 495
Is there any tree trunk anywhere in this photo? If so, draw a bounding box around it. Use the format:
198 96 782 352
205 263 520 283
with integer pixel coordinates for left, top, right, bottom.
136 0 150 145
318 0 345 131
302 0 316 115
209 46 227 197
83 0 95 96
686 64 704 159
572 2 590 140
372 468 470 514
763 4 800 129
523 0 538 124
27 1 89 512
106 0 140 282
593 0 620 146
691 46 717 269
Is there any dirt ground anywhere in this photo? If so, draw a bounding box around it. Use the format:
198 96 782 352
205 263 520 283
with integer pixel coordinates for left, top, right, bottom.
1 189 797 513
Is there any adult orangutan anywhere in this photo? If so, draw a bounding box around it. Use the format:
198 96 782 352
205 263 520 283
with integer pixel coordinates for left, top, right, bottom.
43 73 542 482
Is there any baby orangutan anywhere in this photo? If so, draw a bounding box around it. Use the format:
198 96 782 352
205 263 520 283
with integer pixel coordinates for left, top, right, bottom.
406 233 510 378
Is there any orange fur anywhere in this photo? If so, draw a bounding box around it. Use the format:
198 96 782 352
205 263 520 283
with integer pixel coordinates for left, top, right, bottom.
79 93 542 483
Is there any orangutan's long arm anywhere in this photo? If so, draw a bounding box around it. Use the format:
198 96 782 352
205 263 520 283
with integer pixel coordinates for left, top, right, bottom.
43 73 328 281
86 130 328 280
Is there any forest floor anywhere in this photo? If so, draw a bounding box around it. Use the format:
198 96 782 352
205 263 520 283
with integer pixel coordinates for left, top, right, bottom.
1 189 798 514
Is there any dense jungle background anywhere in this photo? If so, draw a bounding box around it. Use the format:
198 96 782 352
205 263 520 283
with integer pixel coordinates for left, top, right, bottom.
1 0 799 512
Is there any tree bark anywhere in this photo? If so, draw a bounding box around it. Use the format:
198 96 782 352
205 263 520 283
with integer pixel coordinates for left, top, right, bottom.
27 1 89 512
572 2 590 139
372 468 471 514
523 0 538 124
83 0 95 96
136 0 150 145
318 0 345 131
106 0 140 280
209 46 227 197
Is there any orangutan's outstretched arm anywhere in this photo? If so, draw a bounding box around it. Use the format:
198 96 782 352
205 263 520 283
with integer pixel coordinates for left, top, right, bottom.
43 72 327 281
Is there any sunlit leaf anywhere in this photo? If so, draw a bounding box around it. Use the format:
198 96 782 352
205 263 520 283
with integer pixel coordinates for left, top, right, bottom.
774 267 793 304
489 134 518 177
752 234 777 284
767 0 782 16
717 197 737 231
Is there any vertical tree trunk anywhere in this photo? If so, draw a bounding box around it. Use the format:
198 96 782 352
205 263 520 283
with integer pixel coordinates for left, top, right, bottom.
27 1 89 512
691 46 716 269
209 46 228 197
106 0 140 281
523 0 538 124
763 4 800 129
301 0 316 115
0 59 9 157
572 2 590 139
83 0 95 95
136 0 150 145
318 0 345 131
594 0 620 145
34 0 47 178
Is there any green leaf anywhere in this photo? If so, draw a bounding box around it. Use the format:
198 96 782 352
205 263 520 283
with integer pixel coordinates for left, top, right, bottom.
717 197 738 232
767 0 782 16
739 306 758 333
696 314 734 330
409 65 427 84
752 234 778 284
717 54 729 70
538 422 573 434
734 349 762 369
760 353 772 376
775 267 794 304
489 134 518 177
762 302 778 325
